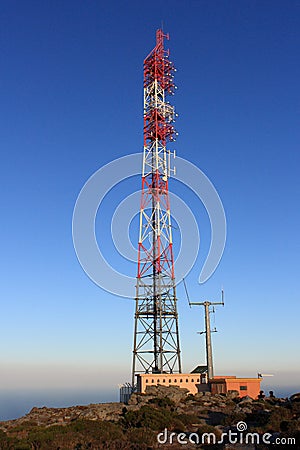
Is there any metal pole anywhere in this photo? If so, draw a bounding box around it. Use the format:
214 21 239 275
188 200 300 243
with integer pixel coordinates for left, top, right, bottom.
190 295 224 382
204 302 214 380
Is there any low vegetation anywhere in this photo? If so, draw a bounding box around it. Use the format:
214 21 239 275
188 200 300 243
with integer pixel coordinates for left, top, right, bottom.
0 389 299 449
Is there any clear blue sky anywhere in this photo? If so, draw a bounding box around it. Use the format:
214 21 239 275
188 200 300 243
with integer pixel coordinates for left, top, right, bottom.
0 0 299 420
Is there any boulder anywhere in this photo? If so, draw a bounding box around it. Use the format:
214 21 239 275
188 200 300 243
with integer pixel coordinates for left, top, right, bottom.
290 393 300 403
145 384 189 403
226 390 240 399
239 396 253 405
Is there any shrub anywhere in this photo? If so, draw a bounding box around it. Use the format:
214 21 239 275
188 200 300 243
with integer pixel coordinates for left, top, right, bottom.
267 408 292 431
148 396 175 409
221 410 246 427
122 405 172 430
125 427 157 447
176 413 199 426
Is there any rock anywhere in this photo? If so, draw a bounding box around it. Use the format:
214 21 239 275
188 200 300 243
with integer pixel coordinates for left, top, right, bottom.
145 384 189 403
217 402 227 408
0 402 125 429
127 385 190 406
233 405 243 413
194 392 205 399
226 390 240 399
290 393 300 402
127 393 138 405
214 394 226 400
203 391 212 397
242 407 252 414
239 396 253 405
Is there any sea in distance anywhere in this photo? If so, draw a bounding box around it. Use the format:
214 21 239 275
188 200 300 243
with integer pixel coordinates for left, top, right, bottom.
0 388 118 421
0 386 298 422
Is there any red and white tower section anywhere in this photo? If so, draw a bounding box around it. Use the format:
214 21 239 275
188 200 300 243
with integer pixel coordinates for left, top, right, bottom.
132 30 182 387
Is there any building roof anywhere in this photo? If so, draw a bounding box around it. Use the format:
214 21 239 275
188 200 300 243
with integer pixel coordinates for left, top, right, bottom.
211 377 261 383
191 365 207 374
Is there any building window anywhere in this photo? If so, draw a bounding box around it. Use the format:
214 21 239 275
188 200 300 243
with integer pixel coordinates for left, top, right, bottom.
240 385 247 390
197 378 199 382
180 379 183 382
151 379 154 383
186 379 188 383
191 379 194 382
169 379 172 383
174 379 177 382
146 379 148 383
163 379 165 383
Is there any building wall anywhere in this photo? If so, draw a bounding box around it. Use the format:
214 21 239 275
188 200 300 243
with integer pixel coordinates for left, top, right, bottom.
226 378 261 399
211 377 261 399
137 373 206 395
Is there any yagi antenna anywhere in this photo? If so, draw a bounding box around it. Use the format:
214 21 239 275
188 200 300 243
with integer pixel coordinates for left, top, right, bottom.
182 277 191 308
258 373 274 378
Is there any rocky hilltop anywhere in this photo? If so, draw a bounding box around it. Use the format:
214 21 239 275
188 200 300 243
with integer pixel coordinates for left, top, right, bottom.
0 386 299 449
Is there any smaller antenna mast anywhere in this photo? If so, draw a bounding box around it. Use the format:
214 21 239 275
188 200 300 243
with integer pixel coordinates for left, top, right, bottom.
190 290 225 381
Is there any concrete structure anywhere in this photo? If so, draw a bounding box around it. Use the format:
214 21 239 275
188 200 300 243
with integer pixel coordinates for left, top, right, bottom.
134 373 261 399
137 373 209 395
210 376 261 398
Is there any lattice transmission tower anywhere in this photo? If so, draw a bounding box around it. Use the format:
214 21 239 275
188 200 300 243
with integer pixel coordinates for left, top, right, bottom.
132 30 182 387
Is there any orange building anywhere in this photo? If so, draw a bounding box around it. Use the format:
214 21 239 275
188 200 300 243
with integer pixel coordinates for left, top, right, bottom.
210 376 261 398
135 373 261 399
136 372 208 395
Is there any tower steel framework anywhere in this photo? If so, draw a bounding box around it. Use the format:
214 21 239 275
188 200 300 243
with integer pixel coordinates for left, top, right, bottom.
132 30 182 387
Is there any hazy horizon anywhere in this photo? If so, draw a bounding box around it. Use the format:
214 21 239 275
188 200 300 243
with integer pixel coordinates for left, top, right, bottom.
1 382 299 422
0 362 299 421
